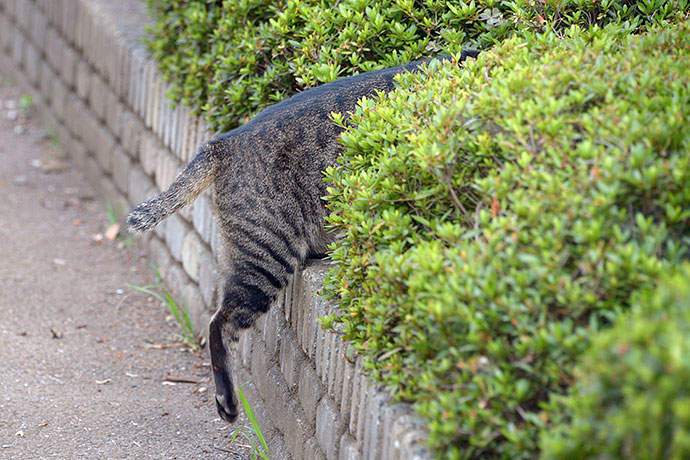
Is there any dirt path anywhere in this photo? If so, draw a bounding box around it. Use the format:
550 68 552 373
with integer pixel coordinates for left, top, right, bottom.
0 78 250 459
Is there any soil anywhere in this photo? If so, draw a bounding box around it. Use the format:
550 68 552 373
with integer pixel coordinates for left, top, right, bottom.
0 78 251 459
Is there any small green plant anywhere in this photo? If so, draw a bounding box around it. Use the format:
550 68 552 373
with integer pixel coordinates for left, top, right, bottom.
230 386 271 460
106 201 121 225
44 123 59 147
18 93 32 115
127 265 198 351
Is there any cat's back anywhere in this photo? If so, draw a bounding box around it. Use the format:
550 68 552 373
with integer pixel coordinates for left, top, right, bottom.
225 57 443 139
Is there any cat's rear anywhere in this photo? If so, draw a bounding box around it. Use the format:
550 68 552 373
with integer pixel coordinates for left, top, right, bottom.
125 50 479 423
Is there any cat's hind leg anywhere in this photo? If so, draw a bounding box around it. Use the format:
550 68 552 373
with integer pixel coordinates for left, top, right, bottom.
209 226 305 422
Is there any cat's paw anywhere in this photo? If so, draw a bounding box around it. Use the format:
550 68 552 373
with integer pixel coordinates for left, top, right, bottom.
215 390 239 423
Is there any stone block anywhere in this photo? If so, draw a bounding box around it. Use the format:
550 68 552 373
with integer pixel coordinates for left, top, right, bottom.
53 119 73 154
112 37 129 100
327 336 343 399
28 7 48 51
75 59 90 100
315 313 335 383
316 397 345 460
181 230 203 283
319 330 336 385
127 167 156 212
250 339 270 389
297 283 311 357
179 198 193 223
105 95 124 142
381 402 417 460
339 358 356 423
354 373 370 444
281 271 295 324
138 130 159 176
348 358 364 436
339 434 362 460
198 246 217 309
210 218 221 255
0 14 11 53
262 305 281 358
164 262 189 307
301 261 331 360
155 148 180 193
60 0 78 46
332 341 346 407
279 329 300 390
154 80 165 139
127 45 146 114
161 90 173 148
183 282 205 339
91 123 116 175
112 145 131 194
32 93 53 131
39 60 55 106
173 104 184 157
83 154 102 193
390 415 431 460
59 44 77 88
305 436 327 460
362 389 390 460
50 76 69 123
165 214 190 262
14 0 29 31
68 137 89 172
237 327 254 369
192 193 214 245
268 432 292 460
63 95 89 144
154 214 166 240
2 0 17 19
22 39 39 85
119 110 144 159
144 62 158 128
88 72 108 121
11 23 23 64
279 398 309 460
44 27 62 73
299 363 323 428
182 110 200 162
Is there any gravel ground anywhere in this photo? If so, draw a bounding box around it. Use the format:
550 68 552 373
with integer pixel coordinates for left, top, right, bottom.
0 77 252 459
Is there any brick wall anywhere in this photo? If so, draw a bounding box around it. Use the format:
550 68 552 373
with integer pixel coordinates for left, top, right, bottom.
0 1 430 458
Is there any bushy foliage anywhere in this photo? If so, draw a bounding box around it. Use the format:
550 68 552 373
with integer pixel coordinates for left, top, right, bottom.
540 264 690 460
322 22 690 459
145 0 688 133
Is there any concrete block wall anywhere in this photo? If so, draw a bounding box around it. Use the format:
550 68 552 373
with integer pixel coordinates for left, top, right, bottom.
0 1 431 459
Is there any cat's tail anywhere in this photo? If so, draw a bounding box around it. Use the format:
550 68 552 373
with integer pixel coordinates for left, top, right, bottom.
126 140 222 235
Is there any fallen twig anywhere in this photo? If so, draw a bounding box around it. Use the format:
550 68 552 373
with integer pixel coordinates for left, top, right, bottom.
165 375 199 384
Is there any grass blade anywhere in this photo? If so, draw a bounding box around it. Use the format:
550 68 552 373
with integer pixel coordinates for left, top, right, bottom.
238 387 270 457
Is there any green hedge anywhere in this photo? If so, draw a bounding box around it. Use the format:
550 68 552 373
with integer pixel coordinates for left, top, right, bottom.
540 264 690 460
322 21 690 459
145 1 690 458
145 0 687 134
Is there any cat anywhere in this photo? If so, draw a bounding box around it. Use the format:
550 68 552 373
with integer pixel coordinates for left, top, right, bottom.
126 50 479 423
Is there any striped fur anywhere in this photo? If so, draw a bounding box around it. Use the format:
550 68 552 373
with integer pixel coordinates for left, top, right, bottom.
126 51 479 423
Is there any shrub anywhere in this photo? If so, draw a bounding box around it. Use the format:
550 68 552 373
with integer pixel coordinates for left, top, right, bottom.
540 264 690 460
322 21 690 459
144 0 688 134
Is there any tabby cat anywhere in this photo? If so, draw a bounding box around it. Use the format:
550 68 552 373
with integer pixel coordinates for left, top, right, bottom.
126 50 479 423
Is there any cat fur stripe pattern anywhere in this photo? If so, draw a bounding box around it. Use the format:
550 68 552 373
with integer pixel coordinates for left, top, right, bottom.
126 50 479 424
